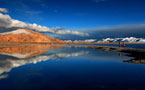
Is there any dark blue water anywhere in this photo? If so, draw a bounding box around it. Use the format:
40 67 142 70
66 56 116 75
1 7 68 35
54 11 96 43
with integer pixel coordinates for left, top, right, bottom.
0 45 145 90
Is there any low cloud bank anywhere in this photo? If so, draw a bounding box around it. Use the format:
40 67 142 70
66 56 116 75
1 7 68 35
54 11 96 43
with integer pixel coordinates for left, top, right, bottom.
58 24 145 40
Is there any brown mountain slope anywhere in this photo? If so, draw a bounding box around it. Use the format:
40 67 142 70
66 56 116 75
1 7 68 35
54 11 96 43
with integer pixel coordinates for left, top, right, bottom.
0 29 65 44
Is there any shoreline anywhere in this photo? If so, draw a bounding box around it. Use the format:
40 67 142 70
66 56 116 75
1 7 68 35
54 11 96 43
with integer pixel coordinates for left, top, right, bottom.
0 42 145 47
0 43 144 64
84 45 145 64
67 42 145 45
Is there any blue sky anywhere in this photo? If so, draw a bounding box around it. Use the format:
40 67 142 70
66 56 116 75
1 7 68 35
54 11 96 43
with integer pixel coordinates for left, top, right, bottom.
0 0 145 29
0 0 145 40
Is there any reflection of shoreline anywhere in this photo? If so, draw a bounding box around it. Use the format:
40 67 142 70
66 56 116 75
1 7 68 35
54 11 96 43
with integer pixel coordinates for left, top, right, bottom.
85 45 145 64
1 44 145 79
0 45 88 79
123 59 145 64
0 42 66 48
0 45 63 58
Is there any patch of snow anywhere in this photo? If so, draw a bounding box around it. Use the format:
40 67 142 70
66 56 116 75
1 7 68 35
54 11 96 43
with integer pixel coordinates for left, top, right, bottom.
0 29 30 35
64 39 96 43
98 37 145 43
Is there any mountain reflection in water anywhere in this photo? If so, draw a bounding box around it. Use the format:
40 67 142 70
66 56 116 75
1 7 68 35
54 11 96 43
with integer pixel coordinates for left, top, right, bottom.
0 45 89 79
0 45 144 79
0 45 145 90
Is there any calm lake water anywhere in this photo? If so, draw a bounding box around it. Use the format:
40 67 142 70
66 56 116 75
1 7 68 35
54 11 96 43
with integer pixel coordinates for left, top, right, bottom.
0 45 145 90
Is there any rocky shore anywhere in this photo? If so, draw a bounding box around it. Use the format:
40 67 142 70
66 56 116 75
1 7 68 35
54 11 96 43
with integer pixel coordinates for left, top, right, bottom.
86 45 145 64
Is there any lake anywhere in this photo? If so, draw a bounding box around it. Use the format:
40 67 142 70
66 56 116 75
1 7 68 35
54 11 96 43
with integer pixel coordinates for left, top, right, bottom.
0 45 145 90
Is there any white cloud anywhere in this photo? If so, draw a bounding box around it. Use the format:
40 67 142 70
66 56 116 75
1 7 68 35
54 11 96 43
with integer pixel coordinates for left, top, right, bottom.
58 23 145 40
0 8 8 13
0 12 88 36
56 30 89 36
0 50 88 77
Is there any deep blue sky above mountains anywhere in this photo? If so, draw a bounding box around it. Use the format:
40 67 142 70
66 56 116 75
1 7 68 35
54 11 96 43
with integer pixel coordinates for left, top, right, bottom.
0 0 145 40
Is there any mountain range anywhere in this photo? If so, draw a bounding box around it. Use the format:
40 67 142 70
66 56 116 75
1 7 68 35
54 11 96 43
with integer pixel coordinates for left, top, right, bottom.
98 37 145 43
65 37 145 43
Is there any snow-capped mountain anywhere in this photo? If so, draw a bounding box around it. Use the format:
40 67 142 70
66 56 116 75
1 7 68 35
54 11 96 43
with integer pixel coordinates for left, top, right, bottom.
1 29 30 35
0 29 65 44
64 39 96 43
98 37 145 43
